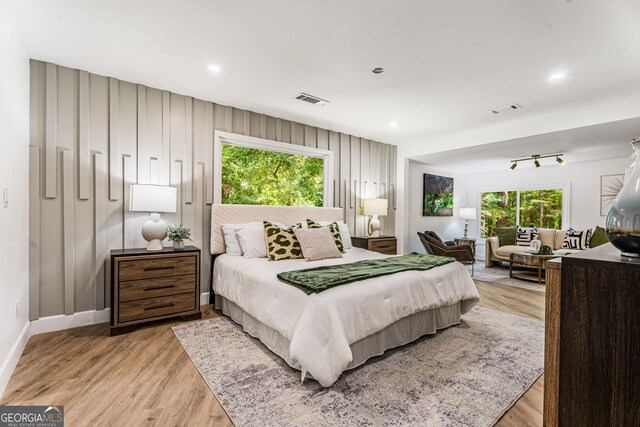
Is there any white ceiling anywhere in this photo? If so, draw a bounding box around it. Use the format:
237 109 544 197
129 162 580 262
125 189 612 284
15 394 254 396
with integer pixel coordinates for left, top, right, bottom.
9 0 640 147
411 117 639 172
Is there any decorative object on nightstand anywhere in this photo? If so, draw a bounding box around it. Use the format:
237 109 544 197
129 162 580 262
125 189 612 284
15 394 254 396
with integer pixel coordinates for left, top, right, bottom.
454 237 476 257
167 224 192 250
110 246 201 335
129 184 177 251
458 207 476 239
605 137 640 258
363 198 388 237
351 236 397 255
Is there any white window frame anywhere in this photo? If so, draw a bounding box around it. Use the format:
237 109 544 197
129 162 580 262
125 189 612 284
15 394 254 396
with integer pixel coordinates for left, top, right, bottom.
476 182 571 241
213 131 334 206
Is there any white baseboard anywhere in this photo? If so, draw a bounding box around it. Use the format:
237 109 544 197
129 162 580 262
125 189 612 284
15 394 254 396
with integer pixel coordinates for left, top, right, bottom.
0 321 30 399
31 309 111 335
200 292 211 306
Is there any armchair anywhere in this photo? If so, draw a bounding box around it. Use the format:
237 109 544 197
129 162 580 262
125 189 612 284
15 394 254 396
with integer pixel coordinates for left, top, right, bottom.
417 231 475 275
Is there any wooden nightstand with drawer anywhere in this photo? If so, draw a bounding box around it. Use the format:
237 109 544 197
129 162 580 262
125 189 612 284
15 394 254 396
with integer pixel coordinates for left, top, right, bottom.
351 236 397 255
110 246 201 336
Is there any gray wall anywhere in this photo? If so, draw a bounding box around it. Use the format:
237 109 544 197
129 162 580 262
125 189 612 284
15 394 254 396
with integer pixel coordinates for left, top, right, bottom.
29 60 398 319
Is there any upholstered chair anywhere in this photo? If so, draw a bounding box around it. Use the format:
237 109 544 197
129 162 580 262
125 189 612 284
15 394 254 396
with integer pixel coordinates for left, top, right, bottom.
417 231 475 275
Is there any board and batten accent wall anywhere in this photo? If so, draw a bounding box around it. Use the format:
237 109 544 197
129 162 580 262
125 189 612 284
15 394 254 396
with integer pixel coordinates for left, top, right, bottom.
29 60 397 320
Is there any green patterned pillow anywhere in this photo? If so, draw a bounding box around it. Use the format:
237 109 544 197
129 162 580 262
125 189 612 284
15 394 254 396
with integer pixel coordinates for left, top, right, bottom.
589 225 608 248
306 219 345 253
264 221 303 261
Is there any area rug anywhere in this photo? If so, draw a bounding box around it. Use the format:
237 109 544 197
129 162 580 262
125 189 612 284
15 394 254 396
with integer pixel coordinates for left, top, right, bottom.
472 263 546 293
172 306 544 427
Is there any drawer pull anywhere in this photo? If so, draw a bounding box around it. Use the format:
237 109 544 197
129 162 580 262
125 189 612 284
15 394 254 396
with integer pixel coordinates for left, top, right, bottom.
144 303 175 311
144 285 176 291
143 266 176 271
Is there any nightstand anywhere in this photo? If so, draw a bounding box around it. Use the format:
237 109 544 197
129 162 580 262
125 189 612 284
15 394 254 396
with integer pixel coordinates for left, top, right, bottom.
454 237 476 256
110 246 202 336
351 236 397 255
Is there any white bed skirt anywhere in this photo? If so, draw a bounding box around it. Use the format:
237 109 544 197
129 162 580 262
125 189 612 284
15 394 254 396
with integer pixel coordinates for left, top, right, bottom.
216 296 462 378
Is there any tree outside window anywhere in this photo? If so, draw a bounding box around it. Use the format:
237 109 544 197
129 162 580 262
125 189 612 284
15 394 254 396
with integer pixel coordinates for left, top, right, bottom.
221 144 324 207
481 189 563 238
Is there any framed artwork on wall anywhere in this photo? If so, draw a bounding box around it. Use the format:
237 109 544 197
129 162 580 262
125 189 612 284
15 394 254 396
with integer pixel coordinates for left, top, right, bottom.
423 173 454 216
600 174 625 216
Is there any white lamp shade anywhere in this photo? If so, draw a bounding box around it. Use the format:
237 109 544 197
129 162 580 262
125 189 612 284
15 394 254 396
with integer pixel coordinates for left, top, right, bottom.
363 198 388 216
129 184 177 213
459 207 477 220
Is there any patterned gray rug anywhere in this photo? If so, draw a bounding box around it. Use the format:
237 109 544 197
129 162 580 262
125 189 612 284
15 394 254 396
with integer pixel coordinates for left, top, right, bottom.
172 306 544 427
472 263 546 293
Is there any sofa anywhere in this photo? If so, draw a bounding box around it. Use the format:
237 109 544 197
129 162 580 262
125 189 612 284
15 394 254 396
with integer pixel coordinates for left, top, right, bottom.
485 228 583 267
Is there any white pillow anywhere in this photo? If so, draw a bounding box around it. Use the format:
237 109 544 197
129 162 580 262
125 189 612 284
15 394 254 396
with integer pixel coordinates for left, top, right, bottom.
220 224 245 256
237 222 268 258
318 221 353 249
294 227 343 261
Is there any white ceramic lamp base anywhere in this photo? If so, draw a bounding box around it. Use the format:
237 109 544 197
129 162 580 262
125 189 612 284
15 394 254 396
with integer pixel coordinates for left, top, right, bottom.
141 213 168 251
368 215 381 237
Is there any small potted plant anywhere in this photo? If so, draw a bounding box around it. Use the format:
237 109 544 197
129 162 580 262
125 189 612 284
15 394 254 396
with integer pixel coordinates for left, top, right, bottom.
167 224 191 250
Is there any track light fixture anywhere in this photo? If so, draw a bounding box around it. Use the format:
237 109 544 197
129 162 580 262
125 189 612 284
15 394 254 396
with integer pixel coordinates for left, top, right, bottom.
509 153 564 170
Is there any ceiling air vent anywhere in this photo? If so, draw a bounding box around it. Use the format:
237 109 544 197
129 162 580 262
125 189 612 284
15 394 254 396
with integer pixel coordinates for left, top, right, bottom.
490 103 522 114
295 92 330 106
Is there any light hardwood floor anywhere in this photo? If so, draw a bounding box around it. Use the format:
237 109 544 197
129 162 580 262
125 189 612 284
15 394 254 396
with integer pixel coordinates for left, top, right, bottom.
2 281 545 426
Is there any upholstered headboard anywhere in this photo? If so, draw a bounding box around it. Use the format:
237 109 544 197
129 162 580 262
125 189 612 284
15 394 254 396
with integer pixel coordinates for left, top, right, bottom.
210 204 344 254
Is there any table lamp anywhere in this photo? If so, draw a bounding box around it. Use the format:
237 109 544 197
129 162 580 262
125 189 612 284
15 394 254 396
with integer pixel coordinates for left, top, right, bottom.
459 207 477 239
363 198 388 237
129 184 177 251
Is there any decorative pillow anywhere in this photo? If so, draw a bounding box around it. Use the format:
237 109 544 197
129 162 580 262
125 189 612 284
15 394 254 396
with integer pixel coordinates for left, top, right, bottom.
516 226 540 246
589 225 609 248
264 221 303 261
562 228 591 250
554 230 567 250
317 221 353 249
294 227 343 261
237 222 268 258
495 226 517 246
220 223 246 256
306 219 345 253
425 230 445 244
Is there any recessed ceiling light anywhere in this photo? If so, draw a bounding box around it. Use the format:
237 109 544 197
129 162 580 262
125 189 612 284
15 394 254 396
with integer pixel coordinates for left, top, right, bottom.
389 121 397 128
208 65 222 73
548 71 567 81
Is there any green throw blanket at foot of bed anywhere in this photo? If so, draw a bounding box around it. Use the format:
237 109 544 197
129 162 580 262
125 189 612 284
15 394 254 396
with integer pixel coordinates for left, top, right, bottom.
277 253 455 294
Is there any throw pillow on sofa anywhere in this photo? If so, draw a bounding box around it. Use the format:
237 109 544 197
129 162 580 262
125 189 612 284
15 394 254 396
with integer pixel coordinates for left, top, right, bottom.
516 226 540 246
589 226 608 248
495 226 517 246
562 228 591 250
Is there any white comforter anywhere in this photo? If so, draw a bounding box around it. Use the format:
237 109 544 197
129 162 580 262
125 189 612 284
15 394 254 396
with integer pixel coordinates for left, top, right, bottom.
213 248 479 387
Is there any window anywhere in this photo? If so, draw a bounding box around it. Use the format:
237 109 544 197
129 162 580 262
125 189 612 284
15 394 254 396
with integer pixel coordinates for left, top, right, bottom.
480 191 517 238
221 144 324 206
214 131 334 206
481 188 564 238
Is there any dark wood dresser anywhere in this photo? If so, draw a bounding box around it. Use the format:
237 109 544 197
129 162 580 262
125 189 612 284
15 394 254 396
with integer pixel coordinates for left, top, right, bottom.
544 243 640 426
351 236 397 255
110 246 201 335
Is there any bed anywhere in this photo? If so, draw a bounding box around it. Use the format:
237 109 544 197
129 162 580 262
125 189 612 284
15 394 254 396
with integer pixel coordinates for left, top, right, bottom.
210 204 480 387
